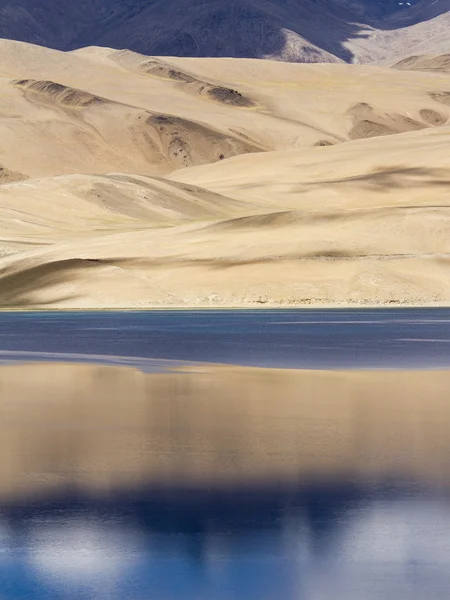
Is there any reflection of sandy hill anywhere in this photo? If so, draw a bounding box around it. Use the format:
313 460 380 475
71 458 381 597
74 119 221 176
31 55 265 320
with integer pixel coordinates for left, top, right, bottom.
1 363 450 499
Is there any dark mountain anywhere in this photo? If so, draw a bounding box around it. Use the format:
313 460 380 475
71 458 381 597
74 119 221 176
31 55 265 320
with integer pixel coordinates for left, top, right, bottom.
332 0 421 18
0 0 448 63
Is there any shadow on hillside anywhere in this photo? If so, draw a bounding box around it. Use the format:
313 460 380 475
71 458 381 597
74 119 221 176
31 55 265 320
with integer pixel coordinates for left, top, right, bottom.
303 166 450 190
226 166 450 195
0 258 114 307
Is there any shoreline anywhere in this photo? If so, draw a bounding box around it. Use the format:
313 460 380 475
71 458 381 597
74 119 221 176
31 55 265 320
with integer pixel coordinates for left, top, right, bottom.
0 302 450 312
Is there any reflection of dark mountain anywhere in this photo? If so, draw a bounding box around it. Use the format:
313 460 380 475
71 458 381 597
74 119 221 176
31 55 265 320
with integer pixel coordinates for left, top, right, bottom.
3 360 450 598
1 480 424 559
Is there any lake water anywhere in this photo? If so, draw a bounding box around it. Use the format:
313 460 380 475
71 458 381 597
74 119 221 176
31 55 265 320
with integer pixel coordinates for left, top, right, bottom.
2 308 450 368
1 310 450 599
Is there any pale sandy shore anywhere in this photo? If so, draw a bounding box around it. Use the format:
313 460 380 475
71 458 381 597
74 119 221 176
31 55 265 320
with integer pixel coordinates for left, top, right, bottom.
0 302 449 311
1 40 450 308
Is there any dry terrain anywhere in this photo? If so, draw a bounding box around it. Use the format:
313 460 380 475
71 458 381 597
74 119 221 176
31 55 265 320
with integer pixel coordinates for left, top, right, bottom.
0 40 450 307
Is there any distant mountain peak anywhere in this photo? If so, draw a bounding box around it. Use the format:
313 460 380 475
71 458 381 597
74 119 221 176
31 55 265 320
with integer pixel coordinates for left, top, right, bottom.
0 0 448 64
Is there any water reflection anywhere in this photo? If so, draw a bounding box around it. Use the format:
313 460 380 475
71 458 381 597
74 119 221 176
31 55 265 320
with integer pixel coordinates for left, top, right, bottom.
1 363 450 599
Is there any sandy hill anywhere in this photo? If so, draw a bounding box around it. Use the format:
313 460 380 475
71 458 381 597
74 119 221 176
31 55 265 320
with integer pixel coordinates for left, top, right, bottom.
0 39 450 307
0 0 449 64
1 127 450 308
1 40 450 180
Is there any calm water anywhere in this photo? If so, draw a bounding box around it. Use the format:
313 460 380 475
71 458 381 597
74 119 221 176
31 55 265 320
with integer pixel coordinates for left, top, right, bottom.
3 483 450 600
1 308 450 368
1 310 450 599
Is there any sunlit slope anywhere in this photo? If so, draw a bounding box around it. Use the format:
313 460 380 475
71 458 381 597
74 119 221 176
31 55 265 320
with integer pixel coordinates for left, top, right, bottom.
1 40 450 307
1 40 450 179
171 124 450 208
0 173 258 256
1 125 450 307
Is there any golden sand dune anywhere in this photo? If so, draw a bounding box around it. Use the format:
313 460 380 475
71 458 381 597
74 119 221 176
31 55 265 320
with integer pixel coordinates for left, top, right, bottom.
2 362 450 498
0 173 257 256
2 125 450 307
1 40 450 179
111 51 258 108
1 40 450 306
0 75 260 178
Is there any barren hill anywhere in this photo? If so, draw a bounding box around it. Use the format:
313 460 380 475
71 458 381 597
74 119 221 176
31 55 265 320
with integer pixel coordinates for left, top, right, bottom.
1 40 449 179
0 39 450 307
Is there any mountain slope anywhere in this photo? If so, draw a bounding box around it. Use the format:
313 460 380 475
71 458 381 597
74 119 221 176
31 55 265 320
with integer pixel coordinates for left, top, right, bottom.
1 40 450 307
0 0 448 64
0 0 353 62
352 1 450 64
2 124 450 307
3 39 450 180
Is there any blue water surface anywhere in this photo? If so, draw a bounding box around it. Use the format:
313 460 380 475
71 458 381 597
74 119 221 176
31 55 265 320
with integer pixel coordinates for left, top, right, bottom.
1 308 450 599
1 308 450 368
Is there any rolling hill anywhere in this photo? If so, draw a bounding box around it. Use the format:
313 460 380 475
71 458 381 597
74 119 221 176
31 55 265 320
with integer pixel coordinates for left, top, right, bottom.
1 40 450 307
